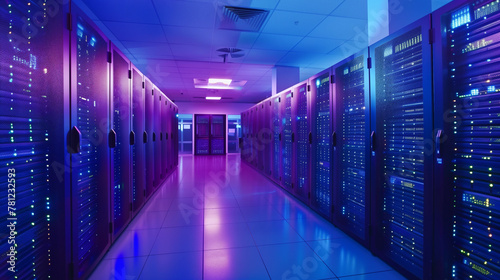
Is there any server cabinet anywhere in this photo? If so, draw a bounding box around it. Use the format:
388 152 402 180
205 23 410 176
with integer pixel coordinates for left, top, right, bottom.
109 44 132 239
159 93 166 179
241 112 249 162
309 69 334 219
144 78 154 198
174 107 179 166
282 90 293 190
264 102 272 176
293 83 310 203
131 65 146 214
165 100 171 172
272 95 282 184
433 1 500 279
195 114 210 155
250 108 256 165
153 88 161 187
0 1 69 279
370 15 434 280
70 4 112 278
333 51 371 245
211 115 226 154
257 105 265 170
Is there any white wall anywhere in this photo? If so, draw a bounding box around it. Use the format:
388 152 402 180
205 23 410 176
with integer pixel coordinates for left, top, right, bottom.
176 102 254 115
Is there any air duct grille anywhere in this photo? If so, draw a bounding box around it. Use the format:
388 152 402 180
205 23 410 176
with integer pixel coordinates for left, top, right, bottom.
219 6 269 32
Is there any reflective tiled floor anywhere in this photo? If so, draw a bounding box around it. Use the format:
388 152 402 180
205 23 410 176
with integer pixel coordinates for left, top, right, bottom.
89 154 407 280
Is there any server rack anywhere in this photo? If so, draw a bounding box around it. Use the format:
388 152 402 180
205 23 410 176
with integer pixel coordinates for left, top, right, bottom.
174 107 179 166
210 115 226 155
272 95 282 184
258 105 265 170
109 44 132 240
195 114 210 155
333 50 371 245
264 101 272 176
0 1 69 279
309 69 334 219
242 111 249 162
292 82 311 203
433 0 500 279
370 15 434 280
250 108 256 165
131 65 146 214
144 78 155 198
282 90 294 190
153 87 161 187
165 100 171 172
70 3 112 278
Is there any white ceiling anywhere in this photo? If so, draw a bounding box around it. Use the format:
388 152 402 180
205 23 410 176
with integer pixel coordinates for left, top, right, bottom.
77 0 369 103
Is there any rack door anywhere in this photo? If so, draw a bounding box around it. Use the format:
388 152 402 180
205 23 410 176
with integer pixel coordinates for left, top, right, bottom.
0 1 68 279
195 114 210 155
110 45 132 239
70 4 111 278
153 88 161 187
333 51 371 245
282 91 293 190
293 83 310 203
272 95 282 184
370 15 433 280
131 66 145 213
309 69 333 219
144 78 154 198
433 0 500 279
210 115 226 155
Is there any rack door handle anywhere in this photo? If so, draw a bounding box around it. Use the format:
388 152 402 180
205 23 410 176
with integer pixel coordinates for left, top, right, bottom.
143 131 148 143
291 133 295 143
279 133 282 141
370 131 376 151
166 132 169 140
109 129 117 148
332 131 337 147
130 131 135 145
309 132 312 144
68 126 81 154
152 132 156 142
436 129 443 156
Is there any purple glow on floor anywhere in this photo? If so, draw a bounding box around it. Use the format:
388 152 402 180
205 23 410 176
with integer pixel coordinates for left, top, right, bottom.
89 154 407 280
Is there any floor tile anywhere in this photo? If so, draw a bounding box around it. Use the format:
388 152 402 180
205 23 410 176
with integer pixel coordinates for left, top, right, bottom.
338 270 407 280
139 251 202 280
240 206 284 222
287 216 348 241
88 256 147 280
309 238 392 277
105 229 160 259
128 211 167 230
258 242 335 280
204 208 245 225
143 198 173 212
204 247 270 280
247 220 303 245
163 210 204 227
151 226 204 254
204 223 255 250
204 196 239 209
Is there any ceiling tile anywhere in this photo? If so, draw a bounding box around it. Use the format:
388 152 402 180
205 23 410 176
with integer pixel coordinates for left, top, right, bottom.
169 44 213 61
122 41 172 59
103 22 167 42
153 0 217 28
330 40 367 59
82 0 160 24
261 11 326 36
163 26 213 45
275 0 343 15
252 34 303 51
292 37 345 54
211 29 260 50
277 52 325 68
309 16 367 40
243 49 287 65
331 0 368 19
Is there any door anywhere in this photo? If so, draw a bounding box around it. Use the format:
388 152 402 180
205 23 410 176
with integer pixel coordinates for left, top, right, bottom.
272 95 282 184
282 91 293 190
153 88 161 187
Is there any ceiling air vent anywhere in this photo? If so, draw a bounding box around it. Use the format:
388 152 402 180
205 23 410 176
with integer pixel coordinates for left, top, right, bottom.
219 6 269 32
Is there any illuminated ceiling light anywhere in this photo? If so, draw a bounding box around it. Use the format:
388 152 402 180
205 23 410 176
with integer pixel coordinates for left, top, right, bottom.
206 96 221 100
208 78 232 85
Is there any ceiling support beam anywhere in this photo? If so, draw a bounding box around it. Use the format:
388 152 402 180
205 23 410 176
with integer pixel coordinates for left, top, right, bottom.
272 66 299 96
